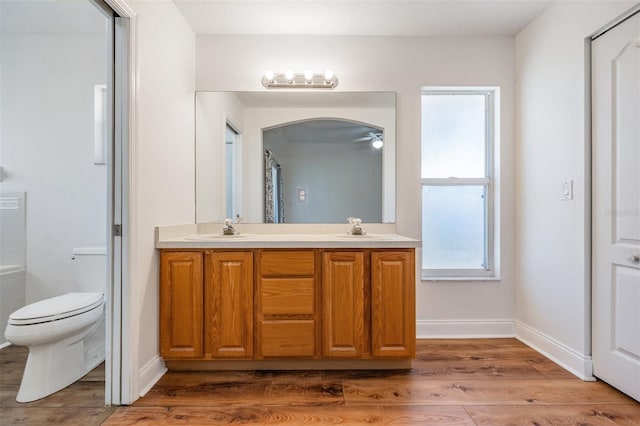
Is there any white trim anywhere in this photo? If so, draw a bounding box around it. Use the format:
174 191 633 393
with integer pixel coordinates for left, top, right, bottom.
416 319 516 338
0 342 11 350
516 321 595 381
422 268 496 279
421 88 498 278
123 11 137 406
105 0 135 19
590 4 640 40
421 87 498 95
104 0 136 406
421 178 490 186
421 275 501 282
137 355 167 398
99 0 118 408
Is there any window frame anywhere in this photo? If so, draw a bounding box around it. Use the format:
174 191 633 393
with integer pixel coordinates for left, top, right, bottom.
421 88 497 280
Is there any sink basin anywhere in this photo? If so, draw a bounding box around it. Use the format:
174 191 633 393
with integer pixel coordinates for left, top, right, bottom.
185 234 253 241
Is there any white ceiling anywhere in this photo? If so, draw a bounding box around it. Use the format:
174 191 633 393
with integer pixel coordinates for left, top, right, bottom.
174 0 553 37
0 0 552 36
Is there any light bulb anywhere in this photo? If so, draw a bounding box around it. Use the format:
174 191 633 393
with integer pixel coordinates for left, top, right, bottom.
264 70 275 82
324 69 334 82
372 139 383 149
304 70 314 83
285 69 294 82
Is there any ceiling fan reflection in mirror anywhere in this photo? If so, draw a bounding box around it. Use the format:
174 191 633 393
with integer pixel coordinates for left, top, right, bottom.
351 131 384 149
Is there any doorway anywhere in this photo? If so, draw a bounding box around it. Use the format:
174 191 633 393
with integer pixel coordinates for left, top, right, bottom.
225 123 243 221
0 0 131 406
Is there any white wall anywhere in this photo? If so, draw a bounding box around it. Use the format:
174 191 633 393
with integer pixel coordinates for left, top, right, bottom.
196 35 517 333
515 1 634 376
0 31 107 303
128 0 195 399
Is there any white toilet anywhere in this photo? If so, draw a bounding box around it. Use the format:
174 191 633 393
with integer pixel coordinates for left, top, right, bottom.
4 247 106 403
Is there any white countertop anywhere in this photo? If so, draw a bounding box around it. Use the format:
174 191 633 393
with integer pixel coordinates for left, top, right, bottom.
155 223 420 249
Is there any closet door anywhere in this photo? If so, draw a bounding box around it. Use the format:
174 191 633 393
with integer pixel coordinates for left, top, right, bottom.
592 10 640 401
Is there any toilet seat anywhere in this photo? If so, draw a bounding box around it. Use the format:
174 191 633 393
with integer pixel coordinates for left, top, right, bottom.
8 292 104 326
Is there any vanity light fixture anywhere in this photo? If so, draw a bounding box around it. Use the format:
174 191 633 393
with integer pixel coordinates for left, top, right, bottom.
264 69 275 83
262 69 338 89
304 69 314 83
284 69 295 83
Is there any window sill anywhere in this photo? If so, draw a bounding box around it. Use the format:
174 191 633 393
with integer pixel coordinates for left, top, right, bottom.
421 275 501 282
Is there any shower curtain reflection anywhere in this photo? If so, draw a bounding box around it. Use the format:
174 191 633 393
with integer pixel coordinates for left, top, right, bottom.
264 149 284 223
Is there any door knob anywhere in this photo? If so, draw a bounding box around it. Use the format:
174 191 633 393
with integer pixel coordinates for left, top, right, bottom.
626 254 640 264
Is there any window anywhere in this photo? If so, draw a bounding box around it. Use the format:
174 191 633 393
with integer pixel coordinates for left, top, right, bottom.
421 88 498 279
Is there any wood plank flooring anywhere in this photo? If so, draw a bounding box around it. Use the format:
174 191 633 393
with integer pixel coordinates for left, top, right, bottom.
1 339 638 425
0 345 114 424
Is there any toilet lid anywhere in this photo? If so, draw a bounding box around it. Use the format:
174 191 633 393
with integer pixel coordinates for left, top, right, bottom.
9 292 104 324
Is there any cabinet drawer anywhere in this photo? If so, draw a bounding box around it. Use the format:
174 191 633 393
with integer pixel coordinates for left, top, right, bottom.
260 278 314 315
260 251 315 276
260 320 315 357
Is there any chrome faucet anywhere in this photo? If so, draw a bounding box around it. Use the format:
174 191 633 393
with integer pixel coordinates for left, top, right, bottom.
347 217 365 235
222 218 238 235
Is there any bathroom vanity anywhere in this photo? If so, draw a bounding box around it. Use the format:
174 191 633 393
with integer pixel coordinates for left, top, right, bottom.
156 224 419 370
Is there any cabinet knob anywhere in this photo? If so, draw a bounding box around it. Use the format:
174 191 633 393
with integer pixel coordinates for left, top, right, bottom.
626 254 640 264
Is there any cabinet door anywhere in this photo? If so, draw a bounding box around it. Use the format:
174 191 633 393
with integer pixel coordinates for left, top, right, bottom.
160 252 203 359
322 252 365 358
371 251 415 358
205 252 253 358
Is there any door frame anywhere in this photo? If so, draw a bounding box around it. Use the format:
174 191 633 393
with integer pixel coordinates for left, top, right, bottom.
100 0 137 406
587 2 640 379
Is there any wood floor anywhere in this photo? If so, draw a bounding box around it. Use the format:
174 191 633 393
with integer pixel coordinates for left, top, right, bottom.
0 344 114 424
1 339 638 425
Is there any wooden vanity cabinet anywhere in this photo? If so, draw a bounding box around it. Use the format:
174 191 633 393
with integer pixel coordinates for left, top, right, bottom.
159 247 415 363
256 251 318 358
159 251 203 359
204 251 253 358
321 251 367 358
160 250 254 360
371 251 415 358
321 250 415 359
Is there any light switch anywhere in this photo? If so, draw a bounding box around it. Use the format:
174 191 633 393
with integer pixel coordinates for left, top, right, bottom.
562 180 573 201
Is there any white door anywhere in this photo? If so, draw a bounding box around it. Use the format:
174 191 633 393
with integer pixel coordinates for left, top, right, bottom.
592 11 640 401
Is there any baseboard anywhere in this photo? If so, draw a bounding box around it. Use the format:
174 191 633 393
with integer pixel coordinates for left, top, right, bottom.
416 319 516 338
0 342 11 350
516 320 595 381
137 355 167 397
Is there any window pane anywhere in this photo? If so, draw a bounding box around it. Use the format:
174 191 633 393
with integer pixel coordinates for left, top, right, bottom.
422 185 487 270
421 94 486 178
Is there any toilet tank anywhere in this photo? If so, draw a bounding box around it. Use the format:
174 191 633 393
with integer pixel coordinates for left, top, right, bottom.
72 247 107 293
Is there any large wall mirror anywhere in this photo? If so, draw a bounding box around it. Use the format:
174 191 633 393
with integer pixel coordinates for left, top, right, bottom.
195 91 396 224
